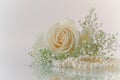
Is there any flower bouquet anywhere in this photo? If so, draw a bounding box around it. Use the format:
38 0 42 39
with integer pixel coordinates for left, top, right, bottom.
29 8 120 80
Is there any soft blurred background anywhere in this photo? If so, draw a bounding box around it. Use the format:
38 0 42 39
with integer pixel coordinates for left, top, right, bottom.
0 0 120 80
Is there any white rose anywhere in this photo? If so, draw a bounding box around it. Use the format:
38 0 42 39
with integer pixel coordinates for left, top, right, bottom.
81 27 94 43
47 19 80 54
32 32 48 50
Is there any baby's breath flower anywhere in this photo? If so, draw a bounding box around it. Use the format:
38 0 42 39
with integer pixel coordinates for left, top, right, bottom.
79 8 119 57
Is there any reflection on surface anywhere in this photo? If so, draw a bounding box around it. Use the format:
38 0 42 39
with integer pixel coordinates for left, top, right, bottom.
49 73 72 80
31 63 120 80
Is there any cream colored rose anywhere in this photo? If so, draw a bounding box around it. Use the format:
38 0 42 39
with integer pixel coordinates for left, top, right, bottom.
47 19 80 54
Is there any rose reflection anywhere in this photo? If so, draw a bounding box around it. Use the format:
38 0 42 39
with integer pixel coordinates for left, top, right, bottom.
49 73 72 80
31 64 120 80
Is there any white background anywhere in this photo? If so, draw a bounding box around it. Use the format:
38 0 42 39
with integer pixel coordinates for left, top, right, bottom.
0 0 120 80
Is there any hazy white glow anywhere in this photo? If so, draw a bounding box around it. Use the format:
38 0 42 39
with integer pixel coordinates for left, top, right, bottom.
0 0 120 80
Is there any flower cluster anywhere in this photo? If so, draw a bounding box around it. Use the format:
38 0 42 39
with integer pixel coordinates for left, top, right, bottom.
30 8 119 65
